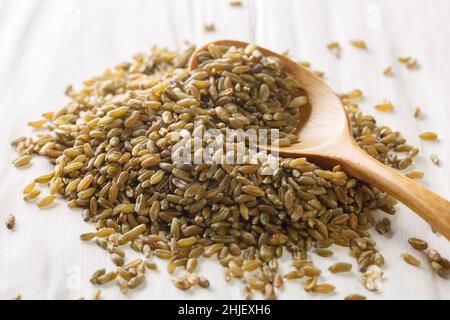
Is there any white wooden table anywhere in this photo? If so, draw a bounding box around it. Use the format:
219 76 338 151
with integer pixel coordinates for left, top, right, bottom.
0 0 449 300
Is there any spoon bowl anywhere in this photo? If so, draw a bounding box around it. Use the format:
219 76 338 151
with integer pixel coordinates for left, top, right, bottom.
189 40 450 240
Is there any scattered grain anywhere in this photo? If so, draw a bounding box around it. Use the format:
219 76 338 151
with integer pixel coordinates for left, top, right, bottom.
80 232 96 241
350 40 367 49
23 181 36 194
419 132 438 141
5 214 15 230
204 23 215 32
345 294 367 300
383 67 394 77
12 155 32 167
329 262 352 273
284 270 305 280
28 120 46 129
92 290 101 300
23 189 41 202
10 41 421 300
173 277 191 291
408 238 428 251
327 42 341 58
128 274 145 289
375 101 394 112
315 249 334 258
362 267 384 292
405 171 424 180
399 56 419 69
312 283 335 294
36 194 56 208
430 154 440 166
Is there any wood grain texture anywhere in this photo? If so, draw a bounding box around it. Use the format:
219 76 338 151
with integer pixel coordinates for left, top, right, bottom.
0 0 448 299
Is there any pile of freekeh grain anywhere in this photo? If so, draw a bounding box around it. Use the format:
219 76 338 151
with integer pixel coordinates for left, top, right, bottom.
11 43 448 299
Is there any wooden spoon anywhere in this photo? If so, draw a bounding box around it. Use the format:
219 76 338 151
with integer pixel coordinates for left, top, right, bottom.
189 39 450 240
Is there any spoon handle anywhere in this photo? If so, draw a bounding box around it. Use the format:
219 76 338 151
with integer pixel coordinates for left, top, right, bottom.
339 146 450 240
